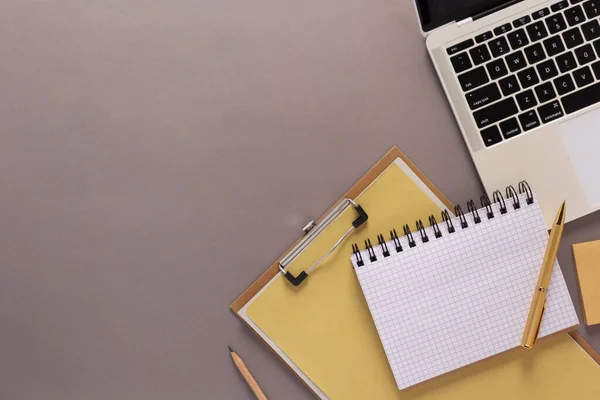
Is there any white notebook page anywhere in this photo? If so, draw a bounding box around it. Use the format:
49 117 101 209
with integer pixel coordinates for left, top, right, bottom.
352 193 579 390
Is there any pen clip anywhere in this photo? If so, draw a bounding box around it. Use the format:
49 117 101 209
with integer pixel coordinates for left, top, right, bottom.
523 301 545 349
532 301 546 347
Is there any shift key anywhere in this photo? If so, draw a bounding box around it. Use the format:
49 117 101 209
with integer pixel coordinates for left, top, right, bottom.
473 98 519 128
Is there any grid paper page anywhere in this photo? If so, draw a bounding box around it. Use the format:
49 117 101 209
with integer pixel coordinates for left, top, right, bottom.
352 194 579 390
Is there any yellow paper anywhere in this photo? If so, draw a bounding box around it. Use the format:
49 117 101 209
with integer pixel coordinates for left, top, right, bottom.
247 162 600 399
402 334 600 399
248 162 446 398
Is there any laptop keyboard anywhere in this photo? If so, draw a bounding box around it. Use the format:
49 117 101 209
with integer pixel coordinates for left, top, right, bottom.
447 0 600 147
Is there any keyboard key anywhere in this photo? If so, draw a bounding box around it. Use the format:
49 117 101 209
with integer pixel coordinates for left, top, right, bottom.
581 20 600 41
524 43 547 64
575 44 597 64
470 44 492 65
554 74 577 94
595 38 600 55
499 75 521 96
583 0 600 18
458 66 490 91
447 39 475 55
508 29 530 50
516 89 539 110
556 51 578 72
543 35 566 56
473 98 519 128
494 23 513 36
546 14 568 34
451 52 473 74
475 31 494 43
571 0 585 4
499 118 522 139
519 110 541 131
466 83 502 110
551 1 570 12
480 125 503 147
561 81 600 113
563 27 584 48
538 100 565 123
518 67 540 88
565 5 586 26
535 82 557 103
593 60 600 79
489 37 511 57
532 8 551 20
506 51 528 72
527 22 549 41
537 59 560 80
573 65 595 86
486 59 509 79
514 16 532 28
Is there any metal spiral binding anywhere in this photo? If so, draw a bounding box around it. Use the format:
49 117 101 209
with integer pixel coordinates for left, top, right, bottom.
455 205 468 228
416 220 429 243
365 238 376 262
403 224 417 248
429 215 442 238
481 195 494 219
519 181 534 204
377 234 390 257
467 200 481 224
442 209 455 233
493 190 508 214
390 229 403 252
506 185 520 209
352 243 364 267
352 181 535 267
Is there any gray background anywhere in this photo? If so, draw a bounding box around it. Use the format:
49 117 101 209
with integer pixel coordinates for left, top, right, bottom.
1 1 599 399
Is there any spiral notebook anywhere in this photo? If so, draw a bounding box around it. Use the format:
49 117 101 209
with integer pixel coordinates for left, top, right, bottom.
351 186 580 391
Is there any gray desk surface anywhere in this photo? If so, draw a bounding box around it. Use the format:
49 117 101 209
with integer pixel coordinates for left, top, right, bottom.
2 1 600 399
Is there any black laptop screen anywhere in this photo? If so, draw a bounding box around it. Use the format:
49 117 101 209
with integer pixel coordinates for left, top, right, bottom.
416 0 515 32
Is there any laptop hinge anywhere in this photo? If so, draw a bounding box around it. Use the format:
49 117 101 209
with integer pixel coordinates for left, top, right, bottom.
471 0 524 22
457 17 473 27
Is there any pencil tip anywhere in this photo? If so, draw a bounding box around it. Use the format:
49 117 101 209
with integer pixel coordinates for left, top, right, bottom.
228 345 233 353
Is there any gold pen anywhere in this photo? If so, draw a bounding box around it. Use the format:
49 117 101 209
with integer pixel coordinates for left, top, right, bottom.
521 201 566 349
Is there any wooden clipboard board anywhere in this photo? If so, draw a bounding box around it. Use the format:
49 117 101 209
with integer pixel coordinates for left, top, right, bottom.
230 146 600 396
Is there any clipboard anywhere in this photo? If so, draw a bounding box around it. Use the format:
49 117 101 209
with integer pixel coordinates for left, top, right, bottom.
230 146 600 398
231 146 450 309
231 146 451 396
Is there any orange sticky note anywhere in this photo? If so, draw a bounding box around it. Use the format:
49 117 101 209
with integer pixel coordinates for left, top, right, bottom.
573 240 600 326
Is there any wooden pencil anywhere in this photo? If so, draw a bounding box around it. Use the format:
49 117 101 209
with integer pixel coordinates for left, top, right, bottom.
229 346 268 400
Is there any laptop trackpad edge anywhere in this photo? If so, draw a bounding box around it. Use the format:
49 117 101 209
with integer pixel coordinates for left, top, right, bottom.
559 107 600 208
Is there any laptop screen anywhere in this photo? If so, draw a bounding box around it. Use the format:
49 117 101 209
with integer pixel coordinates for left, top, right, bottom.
416 0 515 32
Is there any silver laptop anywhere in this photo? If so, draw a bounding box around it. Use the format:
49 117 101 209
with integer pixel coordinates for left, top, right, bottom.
418 0 600 227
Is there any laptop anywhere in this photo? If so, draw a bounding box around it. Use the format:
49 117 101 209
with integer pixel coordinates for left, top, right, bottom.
418 0 600 226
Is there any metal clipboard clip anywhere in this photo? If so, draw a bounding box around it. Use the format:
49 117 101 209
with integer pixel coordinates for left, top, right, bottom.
278 198 368 286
